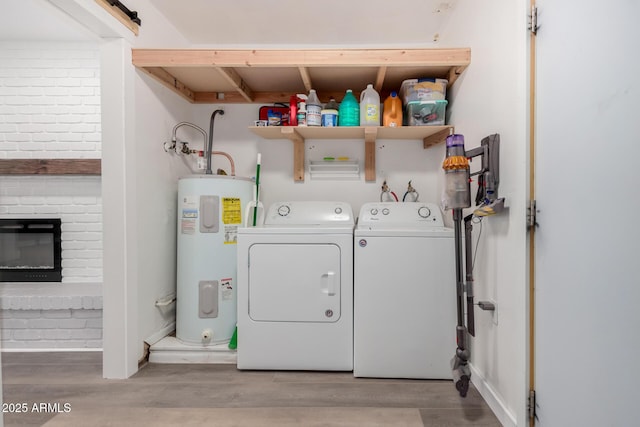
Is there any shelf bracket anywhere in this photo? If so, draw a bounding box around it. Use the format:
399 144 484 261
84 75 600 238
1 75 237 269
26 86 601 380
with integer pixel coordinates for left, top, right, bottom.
423 127 453 149
280 127 306 181
364 127 378 182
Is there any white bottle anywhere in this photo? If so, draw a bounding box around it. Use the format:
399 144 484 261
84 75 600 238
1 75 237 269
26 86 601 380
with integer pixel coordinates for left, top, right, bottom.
306 89 322 127
297 101 307 126
360 84 380 126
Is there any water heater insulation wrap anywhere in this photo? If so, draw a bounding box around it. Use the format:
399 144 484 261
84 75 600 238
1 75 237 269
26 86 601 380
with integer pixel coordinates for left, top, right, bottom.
176 175 253 344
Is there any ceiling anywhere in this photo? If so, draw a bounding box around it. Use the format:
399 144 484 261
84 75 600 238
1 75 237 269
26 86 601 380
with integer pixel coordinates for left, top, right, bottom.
148 0 457 47
0 0 93 41
0 1 457 46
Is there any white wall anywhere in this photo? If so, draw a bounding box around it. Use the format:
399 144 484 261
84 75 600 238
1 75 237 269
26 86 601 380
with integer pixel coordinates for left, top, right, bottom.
439 1 528 426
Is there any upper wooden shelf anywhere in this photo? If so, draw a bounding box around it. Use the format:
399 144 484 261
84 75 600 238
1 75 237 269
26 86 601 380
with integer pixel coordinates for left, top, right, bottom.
131 48 470 104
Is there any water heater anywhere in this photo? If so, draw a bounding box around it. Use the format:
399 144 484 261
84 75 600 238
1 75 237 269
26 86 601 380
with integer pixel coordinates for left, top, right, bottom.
176 175 253 345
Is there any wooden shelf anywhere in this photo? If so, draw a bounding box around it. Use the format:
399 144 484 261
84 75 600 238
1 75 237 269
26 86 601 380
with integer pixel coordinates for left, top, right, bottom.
132 48 470 104
0 159 101 175
249 126 453 182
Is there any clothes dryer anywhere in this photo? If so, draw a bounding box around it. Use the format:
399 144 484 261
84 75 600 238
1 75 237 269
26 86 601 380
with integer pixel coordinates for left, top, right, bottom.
237 201 354 371
354 202 455 379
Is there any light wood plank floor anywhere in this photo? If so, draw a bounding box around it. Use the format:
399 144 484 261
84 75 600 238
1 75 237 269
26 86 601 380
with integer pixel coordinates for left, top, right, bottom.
1 352 501 426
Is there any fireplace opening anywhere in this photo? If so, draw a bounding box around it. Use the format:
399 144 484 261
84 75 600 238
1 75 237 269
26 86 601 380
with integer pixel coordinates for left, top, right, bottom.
0 218 62 282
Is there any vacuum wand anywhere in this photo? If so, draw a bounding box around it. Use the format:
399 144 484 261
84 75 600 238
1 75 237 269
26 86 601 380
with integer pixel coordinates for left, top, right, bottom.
441 133 504 398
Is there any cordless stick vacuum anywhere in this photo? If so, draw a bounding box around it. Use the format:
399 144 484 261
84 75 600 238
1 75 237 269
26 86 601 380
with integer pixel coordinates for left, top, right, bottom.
442 134 504 398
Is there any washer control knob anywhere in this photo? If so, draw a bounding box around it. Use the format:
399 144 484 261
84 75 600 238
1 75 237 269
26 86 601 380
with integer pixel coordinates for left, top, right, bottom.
370 208 378 216
277 205 290 216
418 206 431 218
335 207 343 214
382 208 390 215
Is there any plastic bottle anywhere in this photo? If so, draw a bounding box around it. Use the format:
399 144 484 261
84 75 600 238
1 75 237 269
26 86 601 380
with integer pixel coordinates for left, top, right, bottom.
306 89 322 127
338 89 359 126
383 91 403 127
297 101 307 126
321 97 340 127
360 84 380 126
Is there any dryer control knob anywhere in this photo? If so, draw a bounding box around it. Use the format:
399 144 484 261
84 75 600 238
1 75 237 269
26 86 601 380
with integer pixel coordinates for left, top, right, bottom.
418 206 431 218
370 208 378 216
277 205 290 216
382 208 390 215
335 207 343 214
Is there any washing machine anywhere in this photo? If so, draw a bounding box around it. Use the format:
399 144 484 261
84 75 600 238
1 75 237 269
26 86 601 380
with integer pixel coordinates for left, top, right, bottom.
237 201 354 371
354 202 456 379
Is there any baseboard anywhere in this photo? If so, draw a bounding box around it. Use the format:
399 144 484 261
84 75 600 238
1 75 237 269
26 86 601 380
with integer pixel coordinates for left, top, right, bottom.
469 363 517 427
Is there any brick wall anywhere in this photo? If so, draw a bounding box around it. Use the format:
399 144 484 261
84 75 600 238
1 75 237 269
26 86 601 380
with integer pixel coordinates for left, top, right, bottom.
0 41 101 158
0 41 102 349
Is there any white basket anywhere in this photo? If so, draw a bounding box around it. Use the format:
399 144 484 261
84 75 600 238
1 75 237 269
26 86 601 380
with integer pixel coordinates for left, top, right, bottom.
309 160 360 180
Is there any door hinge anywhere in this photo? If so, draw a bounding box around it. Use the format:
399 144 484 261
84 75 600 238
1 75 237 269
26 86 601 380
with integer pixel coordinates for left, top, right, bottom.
527 200 538 230
528 389 538 421
528 5 539 35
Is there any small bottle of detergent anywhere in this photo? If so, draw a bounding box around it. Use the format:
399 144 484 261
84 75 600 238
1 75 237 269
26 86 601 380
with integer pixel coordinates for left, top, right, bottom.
306 89 322 126
383 91 403 127
360 84 380 126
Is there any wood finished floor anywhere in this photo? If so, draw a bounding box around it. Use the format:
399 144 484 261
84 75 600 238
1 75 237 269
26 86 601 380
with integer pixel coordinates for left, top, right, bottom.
1 352 501 426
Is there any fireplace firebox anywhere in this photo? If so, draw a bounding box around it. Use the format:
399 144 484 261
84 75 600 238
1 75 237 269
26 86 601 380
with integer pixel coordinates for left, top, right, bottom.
0 218 62 282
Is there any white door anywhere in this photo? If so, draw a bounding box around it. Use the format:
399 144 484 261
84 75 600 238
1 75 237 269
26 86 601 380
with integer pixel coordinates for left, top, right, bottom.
535 1 640 425
248 243 341 322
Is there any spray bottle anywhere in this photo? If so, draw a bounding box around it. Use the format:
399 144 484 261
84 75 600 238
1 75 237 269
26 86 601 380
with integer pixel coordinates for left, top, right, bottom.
296 94 308 126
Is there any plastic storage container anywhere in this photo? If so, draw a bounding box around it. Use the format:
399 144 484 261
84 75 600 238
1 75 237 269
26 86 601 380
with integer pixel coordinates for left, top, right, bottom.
382 91 402 127
360 84 380 126
406 100 448 126
400 78 448 104
339 89 359 126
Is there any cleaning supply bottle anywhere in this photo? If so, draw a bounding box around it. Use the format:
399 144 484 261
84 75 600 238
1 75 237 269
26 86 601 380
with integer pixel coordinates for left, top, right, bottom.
360 84 380 126
297 101 307 126
306 89 322 127
338 89 359 126
289 94 299 126
321 97 340 127
383 91 403 127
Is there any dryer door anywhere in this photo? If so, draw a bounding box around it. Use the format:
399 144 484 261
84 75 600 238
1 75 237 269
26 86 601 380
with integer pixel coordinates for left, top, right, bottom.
248 243 341 323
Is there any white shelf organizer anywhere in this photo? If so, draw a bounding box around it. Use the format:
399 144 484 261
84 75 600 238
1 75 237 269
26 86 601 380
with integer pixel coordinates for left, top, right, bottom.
309 160 360 180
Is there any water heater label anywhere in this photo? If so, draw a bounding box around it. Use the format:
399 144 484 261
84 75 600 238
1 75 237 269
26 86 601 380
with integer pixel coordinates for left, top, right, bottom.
181 196 199 234
224 225 238 244
222 197 242 224
220 277 233 301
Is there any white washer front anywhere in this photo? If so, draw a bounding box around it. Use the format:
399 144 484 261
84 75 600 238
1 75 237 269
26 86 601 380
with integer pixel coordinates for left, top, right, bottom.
237 201 354 371
354 202 456 379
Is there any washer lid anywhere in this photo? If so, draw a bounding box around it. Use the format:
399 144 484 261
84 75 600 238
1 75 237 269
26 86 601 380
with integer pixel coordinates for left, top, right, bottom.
264 201 354 226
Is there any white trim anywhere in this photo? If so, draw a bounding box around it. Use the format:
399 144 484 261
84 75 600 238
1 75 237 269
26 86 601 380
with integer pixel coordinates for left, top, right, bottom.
470 363 517 427
144 323 176 347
